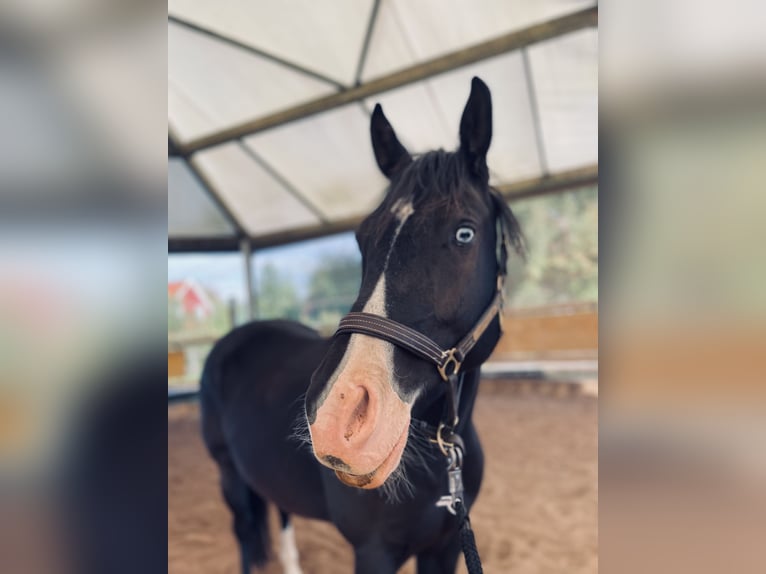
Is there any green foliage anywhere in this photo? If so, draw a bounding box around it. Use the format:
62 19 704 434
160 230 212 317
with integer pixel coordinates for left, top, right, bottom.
209 300 236 334
255 263 301 320
304 255 361 324
505 186 598 308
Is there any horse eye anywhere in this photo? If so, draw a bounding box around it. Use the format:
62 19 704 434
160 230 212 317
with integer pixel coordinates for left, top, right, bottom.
455 226 475 244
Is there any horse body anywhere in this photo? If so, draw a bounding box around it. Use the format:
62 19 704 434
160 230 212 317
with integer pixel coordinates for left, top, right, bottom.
200 77 524 573
201 320 485 573
201 320 330 522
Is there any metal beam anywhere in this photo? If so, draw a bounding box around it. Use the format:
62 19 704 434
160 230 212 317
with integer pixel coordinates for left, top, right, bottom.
248 217 362 250
168 164 598 253
168 136 184 158
241 238 256 319
496 164 598 202
168 237 243 253
354 0 382 85
169 133 248 237
238 142 330 224
187 156 249 237
521 48 549 176
179 7 598 154
168 15 345 89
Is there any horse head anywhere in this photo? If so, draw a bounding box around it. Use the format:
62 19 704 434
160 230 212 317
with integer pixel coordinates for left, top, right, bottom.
305 77 524 490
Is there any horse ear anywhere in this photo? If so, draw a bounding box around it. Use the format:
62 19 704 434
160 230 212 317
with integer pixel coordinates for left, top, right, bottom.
370 103 411 179
459 77 493 182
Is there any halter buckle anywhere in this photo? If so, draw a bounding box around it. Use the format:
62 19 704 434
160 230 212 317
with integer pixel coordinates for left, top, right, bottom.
437 348 461 382
435 440 464 515
435 422 453 456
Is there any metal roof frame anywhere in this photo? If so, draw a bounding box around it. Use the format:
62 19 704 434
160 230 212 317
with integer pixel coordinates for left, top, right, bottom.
173 6 597 154
169 132 248 237
168 6 598 254
168 15 345 89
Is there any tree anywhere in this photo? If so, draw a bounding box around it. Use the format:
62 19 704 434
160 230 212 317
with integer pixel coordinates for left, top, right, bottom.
256 263 301 320
505 186 598 308
304 255 361 329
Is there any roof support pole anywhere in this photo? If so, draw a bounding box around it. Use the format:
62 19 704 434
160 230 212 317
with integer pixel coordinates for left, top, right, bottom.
241 238 256 320
497 164 598 201
521 47 549 176
354 0 382 85
168 131 249 237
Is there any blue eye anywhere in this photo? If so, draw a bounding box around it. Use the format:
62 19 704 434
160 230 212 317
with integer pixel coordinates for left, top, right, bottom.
455 226 475 244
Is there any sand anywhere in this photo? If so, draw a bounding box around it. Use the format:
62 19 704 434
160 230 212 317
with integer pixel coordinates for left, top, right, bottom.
168 380 597 573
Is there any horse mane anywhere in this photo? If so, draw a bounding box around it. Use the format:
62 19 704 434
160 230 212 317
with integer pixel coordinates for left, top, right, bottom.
391 150 470 211
488 186 527 262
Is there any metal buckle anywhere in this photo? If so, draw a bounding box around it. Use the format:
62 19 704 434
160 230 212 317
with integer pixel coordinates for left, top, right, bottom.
435 443 464 515
435 422 454 456
437 348 461 381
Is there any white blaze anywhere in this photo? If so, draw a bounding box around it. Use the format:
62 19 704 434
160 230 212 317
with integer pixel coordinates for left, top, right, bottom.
319 199 417 404
391 197 414 223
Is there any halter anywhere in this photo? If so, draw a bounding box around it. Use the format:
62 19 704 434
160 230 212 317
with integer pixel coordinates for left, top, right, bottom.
336 275 504 386
335 275 503 445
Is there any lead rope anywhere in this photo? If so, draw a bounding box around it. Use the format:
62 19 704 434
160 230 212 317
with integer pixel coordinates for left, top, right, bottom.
435 438 483 574
433 373 484 574
456 500 483 574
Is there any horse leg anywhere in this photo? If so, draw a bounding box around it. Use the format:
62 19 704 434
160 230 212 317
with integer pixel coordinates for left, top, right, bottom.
201 387 271 574
416 531 461 574
217 466 271 574
278 510 303 574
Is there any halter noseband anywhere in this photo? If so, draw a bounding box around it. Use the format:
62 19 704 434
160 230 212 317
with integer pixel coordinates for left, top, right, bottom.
335 275 504 384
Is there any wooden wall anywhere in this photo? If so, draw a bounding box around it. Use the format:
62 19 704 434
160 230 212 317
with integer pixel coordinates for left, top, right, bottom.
491 302 598 361
168 349 186 378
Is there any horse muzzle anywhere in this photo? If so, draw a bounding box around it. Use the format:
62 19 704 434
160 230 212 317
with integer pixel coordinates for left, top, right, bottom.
308 367 411 489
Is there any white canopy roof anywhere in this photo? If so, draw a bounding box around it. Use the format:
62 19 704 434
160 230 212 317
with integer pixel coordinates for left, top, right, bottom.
168 1 598 251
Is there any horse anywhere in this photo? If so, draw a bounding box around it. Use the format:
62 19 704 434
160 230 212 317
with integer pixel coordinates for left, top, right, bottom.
200 77 525 574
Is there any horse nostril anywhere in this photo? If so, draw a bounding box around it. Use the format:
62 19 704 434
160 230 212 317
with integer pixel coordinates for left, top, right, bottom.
344 386 370 441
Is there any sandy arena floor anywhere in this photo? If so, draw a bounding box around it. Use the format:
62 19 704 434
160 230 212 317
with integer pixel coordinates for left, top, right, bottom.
169 380 597 573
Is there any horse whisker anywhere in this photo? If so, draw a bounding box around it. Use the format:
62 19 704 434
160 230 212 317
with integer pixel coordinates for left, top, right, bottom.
289 401 314 452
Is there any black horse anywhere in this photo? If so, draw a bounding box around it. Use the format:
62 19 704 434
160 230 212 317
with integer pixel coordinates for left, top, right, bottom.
200 77 525 574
